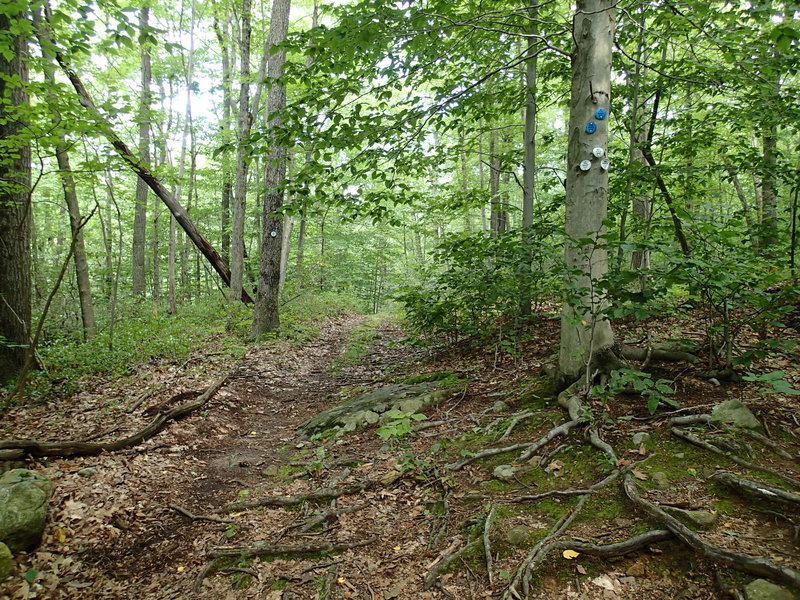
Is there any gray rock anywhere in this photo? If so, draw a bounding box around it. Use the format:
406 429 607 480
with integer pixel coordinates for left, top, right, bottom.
0 542 13 581
631 432 651 446
506 525 532 547
652 472 669 490
744 579 794 600
490 401 510 413
493 465 519 482
0 470 55 552
711 399 760 429
77 467 97 478
663 506 717 528
298 383 454 437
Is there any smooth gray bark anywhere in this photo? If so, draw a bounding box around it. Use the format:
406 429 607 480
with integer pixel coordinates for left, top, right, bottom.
253 0 292 335
558 0 616 387
132 6 152 298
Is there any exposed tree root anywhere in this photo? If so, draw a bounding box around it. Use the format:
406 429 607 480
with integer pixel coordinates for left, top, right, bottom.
671 428 800 487
483 503 496 587
710 472 800 507
423 536 482 591
0 375 229 459
169 504 233 524
618 343 700 364
502 470 621 599
293 504 367 534
623 474 800 588
498 411 537 441
207 537 377 559
558 529 674 555
222 480 376 513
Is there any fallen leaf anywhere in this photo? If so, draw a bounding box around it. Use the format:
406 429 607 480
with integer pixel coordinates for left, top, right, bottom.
577 564 587 575
632 469 649 481
562 549 580 560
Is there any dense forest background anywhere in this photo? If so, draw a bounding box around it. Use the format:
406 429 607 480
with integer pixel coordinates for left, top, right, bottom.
1 0 798 392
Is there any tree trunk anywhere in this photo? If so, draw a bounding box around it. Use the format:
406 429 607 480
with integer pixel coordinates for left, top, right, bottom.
230 0 252 303
0 12 31 382
520 10 538 318
489 130 501 238
132 6 152 298
279 215 293 286
214 15 235 265
558 0 617 389
253 0 292 336
34 22 96 340
760 128 778 253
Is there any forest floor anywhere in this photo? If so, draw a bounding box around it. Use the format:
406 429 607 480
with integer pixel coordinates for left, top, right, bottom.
1 311 799 600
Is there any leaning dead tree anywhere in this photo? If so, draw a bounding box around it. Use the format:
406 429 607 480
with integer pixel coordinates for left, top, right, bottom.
38 5 252 304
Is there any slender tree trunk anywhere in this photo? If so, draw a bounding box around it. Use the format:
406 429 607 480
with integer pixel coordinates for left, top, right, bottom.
214 15 235 265
0 10 31 382
230 0 252 303
519 8 538 318
761 128 778 253
34 23 96 340
557 0 617 389
279 215 293 286
132 6 152 298
253 0 292 336
489 130 501 238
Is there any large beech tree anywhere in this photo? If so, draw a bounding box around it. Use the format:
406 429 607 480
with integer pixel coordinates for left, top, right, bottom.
557 0 618 389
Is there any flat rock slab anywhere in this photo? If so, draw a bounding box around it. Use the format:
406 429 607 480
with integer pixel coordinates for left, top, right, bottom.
298 382 455 437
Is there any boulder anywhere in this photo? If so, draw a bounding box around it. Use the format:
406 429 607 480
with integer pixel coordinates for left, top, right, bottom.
744 579 794 600
0 542 13 581
711 399 760 429
298 383 455 437
0 469 55 552
493 465 519 482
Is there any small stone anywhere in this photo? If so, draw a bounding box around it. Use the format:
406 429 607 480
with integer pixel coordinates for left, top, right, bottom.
0 542 13 581
490 401 510 413
363 410 380 425
77 467 97 478
506 525 532 547
493 465 519 482
397 398 424 415
631 432 651 446
625 561 646 577
711 399 760 429
744 579 794 600
652 471 669 490
613 517 633 528
527 455 543 467
380 470 404 486
618 576 636 586
675 453 685 459
261 465 279 478
663 506 718 528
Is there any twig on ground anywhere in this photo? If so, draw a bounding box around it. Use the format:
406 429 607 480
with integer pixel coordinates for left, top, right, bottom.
424 536 481 590
623 474 800 588
498 411 536 441
295 504 367 533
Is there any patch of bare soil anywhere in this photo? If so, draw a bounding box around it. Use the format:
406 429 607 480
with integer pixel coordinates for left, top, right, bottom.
2 312 800 600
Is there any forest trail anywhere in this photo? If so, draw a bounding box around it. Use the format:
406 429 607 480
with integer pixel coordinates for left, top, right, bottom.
3 313 800 600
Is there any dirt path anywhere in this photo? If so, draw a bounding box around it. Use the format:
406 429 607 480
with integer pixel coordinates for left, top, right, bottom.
2 314 414 600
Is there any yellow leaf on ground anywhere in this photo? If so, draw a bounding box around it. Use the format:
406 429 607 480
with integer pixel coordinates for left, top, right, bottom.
562 549 580 559
55 528 67 543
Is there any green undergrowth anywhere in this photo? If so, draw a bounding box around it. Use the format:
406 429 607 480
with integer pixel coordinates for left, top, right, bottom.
15 291 361 401
328 312 389 373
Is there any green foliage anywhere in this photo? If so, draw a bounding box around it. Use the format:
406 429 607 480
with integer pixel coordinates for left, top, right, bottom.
594 369 678 415
742 371 800 396
395 226 559 346
375 409 427 442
